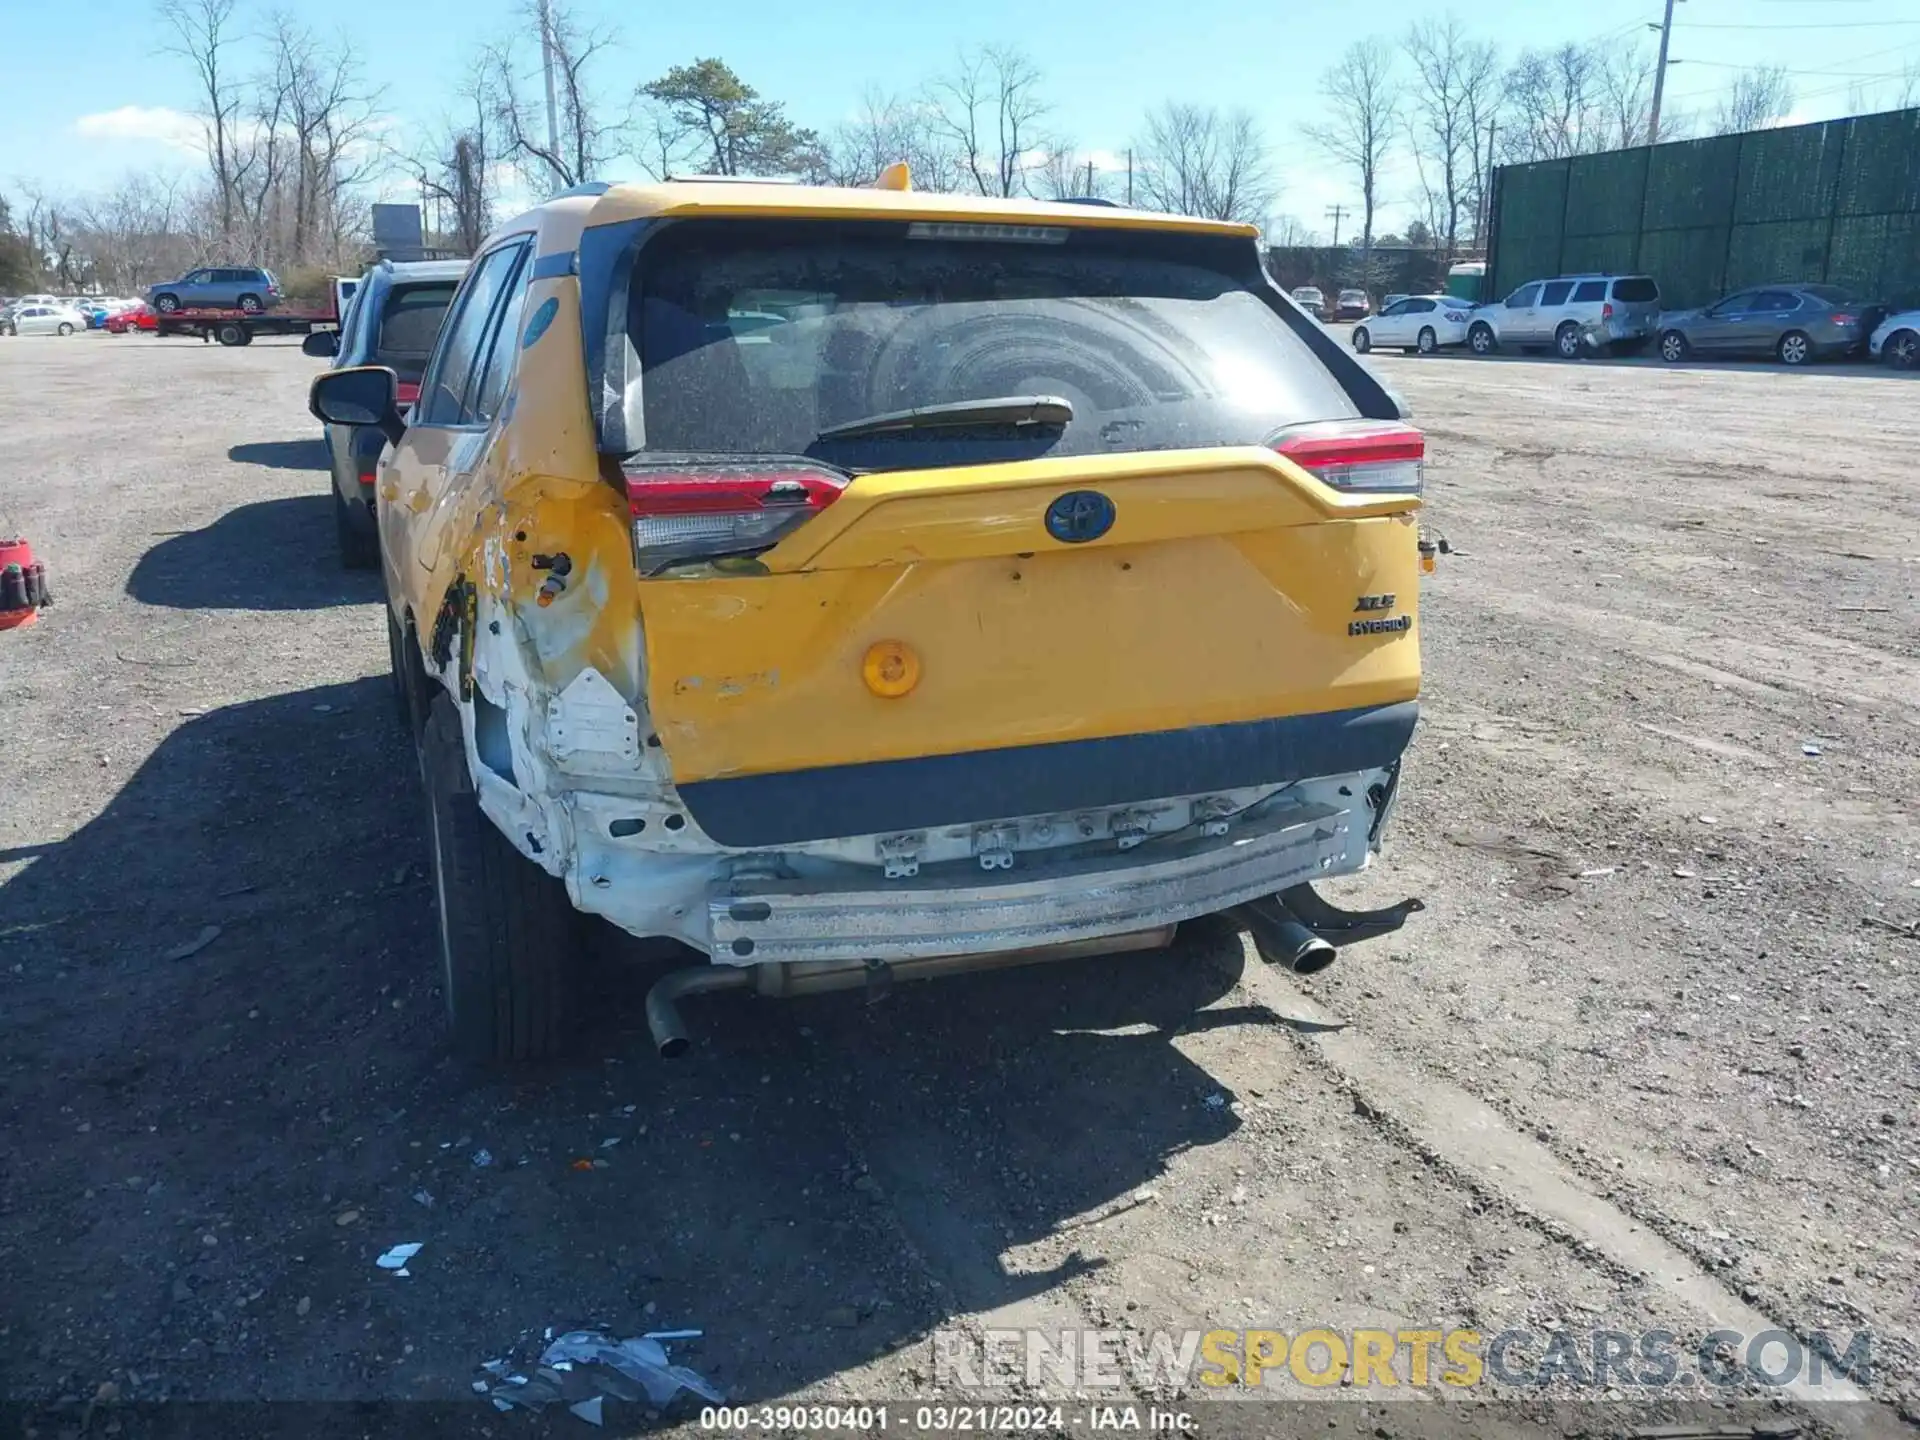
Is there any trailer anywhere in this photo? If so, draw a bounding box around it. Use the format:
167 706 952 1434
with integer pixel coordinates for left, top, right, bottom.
155 301 339 347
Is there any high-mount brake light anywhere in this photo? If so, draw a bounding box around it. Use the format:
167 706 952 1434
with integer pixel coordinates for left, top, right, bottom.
623 461 847 575
1273 421 1425 495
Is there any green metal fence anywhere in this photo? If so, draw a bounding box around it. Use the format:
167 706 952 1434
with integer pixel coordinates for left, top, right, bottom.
1486 107 1920 309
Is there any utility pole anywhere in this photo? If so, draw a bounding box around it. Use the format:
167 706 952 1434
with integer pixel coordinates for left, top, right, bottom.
1125 148 1133 206
1085 158 1094 198
1648 0 1681 145
1324 204 1348 247
537 0 563 188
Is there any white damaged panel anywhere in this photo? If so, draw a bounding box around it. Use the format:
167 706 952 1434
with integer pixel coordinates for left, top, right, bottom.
546 668 640 770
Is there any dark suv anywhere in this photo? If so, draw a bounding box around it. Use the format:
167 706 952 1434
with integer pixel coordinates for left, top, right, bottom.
147 266 281 314
302 258 469 567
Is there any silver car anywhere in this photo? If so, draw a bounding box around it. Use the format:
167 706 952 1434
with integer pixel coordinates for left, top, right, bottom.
0 303 87 336
1467 274 1662 358
146 266 282 314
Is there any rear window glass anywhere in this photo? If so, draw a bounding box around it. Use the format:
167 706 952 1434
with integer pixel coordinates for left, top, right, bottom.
376 284 459 368
1610 277 1659 302
1573 281 1607 302
631 220 1358 467
1802 285 1857 305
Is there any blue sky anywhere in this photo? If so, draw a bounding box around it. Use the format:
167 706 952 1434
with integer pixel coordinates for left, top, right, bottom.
6 0 1920 235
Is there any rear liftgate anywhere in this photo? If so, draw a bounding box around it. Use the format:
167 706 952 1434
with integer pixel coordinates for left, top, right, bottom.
619 432 1431 1053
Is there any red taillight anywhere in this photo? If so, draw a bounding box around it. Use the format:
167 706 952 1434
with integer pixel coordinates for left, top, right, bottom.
1832 313 1857 326
396 381 420 406
623 461 847 575
1602 302 1615 320
358 471 376 487
1273 420 1425 495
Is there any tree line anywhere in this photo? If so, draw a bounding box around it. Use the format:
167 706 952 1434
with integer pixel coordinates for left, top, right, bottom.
0 0 1861 296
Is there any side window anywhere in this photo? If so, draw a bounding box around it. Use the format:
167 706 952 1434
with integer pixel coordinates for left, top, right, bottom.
1712 292 1754 315
186 270 211 284
1507 284 1541 308
1756 291 1799 313
470 251 534 425
1410 299 1438 313
1573 280 1607 303
418 241 529 426
1540 281 1573 307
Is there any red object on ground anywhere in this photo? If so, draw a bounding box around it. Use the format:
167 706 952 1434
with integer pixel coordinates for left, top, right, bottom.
0 535 51 629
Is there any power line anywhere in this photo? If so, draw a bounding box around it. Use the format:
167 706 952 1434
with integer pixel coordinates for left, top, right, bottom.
1677 18 1920 28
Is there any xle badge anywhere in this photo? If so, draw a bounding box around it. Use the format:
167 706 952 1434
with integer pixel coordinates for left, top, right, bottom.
1044 491 1116 544
1350 593 1409 637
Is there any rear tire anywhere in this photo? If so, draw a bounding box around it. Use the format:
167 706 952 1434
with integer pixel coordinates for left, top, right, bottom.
1778 330 1812 366
1555 321 1583 359
215 322 247 346
420 694 579 1063
1468 322 1496 355
1887 329 1919 369
238 294 263 314
1659 330 1689 363
334 486 379 569
1417 326 1437 354
57 322 74 336
1351 326 1371 353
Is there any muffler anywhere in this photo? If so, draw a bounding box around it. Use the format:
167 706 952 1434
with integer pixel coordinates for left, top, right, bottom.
1236 895 1338 974
644 965 751 1059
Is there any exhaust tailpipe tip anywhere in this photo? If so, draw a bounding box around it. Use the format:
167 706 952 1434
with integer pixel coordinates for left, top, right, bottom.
643 965 752 1059
1238 901 1339 974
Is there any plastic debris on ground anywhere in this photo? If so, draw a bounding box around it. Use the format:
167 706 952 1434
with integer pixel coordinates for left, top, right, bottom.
1802 742 1823 757
471 1148 493 1169
479 1328 722 1422
375 1242 423 1276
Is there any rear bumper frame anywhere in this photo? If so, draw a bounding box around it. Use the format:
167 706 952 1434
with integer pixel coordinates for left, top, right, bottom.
707 796 1366 967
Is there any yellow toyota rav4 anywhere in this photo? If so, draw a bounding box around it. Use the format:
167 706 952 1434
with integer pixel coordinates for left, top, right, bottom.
310 177 1430 1062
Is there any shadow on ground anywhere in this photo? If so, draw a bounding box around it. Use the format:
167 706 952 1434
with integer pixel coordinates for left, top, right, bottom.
228 438 329 471
126 495 378 610
1 676 1248 1410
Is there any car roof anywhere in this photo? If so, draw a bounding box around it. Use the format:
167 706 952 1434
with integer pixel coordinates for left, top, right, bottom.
482 178 1261 259
375 258 471 282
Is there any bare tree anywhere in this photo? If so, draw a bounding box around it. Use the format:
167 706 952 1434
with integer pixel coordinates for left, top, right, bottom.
822 87 963 191
1712 66 1795 136
1594 45 1662 149
1502 43 1607 160
926 45 1050 197
1403 18 1499 258
1036 145 1114 202
1303 40 1400 272
391 62 495 254
1263 214 1318 247
157 0 248 245
486 0 618 192
1132 103 1277 222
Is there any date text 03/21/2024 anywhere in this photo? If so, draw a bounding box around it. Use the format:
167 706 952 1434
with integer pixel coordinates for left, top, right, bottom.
697 1405 1195 1432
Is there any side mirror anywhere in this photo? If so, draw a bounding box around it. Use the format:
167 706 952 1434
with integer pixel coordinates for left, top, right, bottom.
302 329 339 358
310 365 404 446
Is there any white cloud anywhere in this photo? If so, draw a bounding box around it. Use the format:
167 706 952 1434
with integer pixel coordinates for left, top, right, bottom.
75 105 204 153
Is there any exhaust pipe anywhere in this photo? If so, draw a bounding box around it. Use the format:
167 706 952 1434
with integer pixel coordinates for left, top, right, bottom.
1237 896 1338 974
644 965 751 1059
644 926 1177 1057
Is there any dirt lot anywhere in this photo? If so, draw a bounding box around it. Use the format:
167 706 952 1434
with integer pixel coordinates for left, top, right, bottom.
2 332 1916 1438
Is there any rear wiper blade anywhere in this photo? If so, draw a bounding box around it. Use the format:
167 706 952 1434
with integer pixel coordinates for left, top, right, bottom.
816 394 1073 441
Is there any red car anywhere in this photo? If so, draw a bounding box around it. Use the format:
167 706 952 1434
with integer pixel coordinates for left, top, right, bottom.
105 304 157 334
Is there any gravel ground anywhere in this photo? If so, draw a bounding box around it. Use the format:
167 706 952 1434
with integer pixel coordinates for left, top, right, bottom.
1 331 1916 1438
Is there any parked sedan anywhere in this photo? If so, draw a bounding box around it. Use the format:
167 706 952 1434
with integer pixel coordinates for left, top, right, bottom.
1350 295 1473 355
1869 308 1920 368
1656 284 1881 366
1290 285 1328 319
0 303 88 336
1335 288 1371 320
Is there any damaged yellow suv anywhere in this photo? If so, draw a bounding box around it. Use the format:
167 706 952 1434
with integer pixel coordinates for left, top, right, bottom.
310 178 1430 1062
